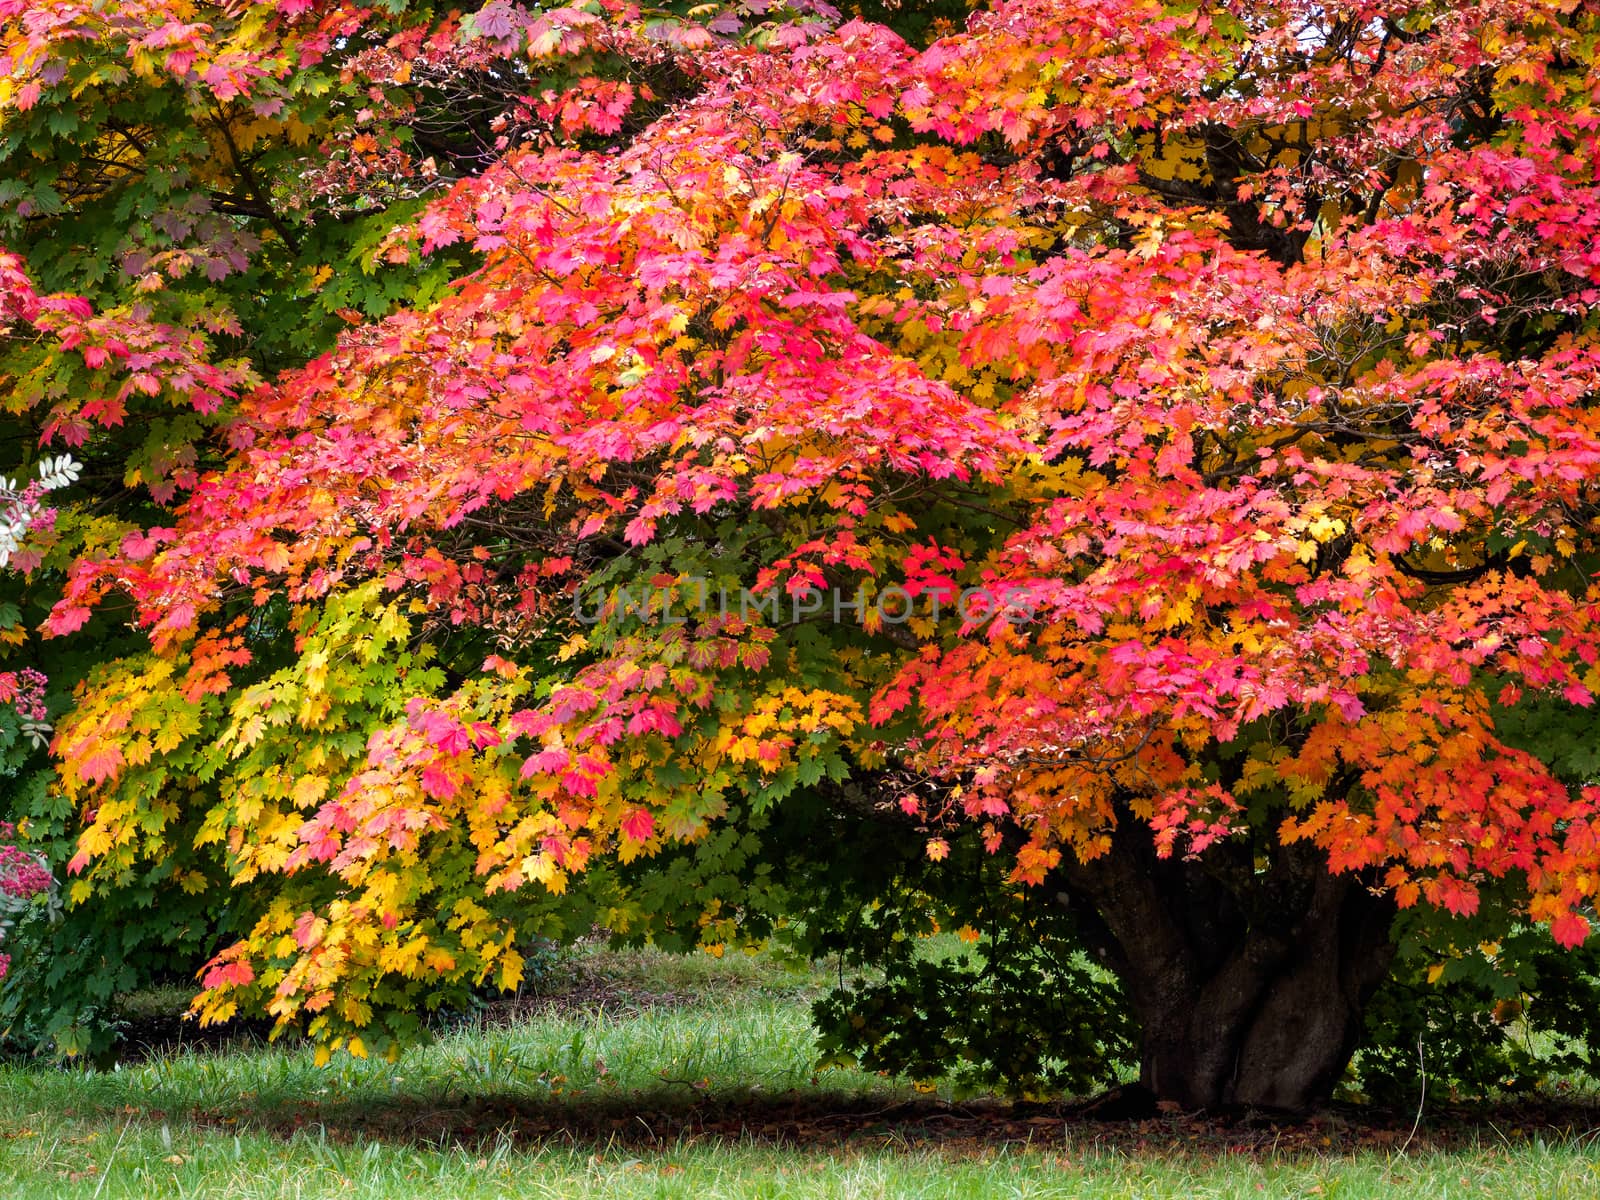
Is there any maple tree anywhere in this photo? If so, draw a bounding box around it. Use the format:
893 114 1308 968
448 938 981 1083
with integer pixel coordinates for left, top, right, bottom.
10 0 1600 1110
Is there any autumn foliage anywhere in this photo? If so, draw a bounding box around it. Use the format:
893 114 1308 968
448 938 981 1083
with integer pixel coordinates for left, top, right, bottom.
8 0 1600 1107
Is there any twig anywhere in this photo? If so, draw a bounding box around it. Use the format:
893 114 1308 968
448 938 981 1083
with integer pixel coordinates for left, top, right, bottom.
1396 1034 1426 1158
90 1121 131 1200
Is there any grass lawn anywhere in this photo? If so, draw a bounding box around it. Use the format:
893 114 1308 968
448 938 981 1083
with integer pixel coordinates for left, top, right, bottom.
1 944 1597 1198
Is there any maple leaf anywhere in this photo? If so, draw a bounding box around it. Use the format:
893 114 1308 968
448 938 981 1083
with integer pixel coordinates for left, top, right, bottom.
72 745 125 787
1550 911 1591 949
620 807 655 843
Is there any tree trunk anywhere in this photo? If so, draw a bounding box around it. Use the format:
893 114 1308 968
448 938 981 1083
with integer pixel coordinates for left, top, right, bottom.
1052 818 1396 1114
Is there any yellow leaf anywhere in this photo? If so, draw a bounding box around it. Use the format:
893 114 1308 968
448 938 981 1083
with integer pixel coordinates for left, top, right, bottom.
303 649 328 695
498 950 524 992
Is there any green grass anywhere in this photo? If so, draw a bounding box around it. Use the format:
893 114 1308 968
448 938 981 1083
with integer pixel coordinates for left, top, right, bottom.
5 1130 1600 1200
2 944 1598 1198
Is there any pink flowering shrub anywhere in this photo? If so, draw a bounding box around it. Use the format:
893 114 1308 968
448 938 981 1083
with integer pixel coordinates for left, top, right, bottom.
0 822 53 980
0 667 48 724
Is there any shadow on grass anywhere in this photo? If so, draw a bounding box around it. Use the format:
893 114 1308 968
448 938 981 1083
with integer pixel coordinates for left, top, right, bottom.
149 1083 1600 1159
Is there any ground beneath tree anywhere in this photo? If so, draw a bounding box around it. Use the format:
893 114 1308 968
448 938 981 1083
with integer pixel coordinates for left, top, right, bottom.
67 944 1600 1165
176 1090 1599 1160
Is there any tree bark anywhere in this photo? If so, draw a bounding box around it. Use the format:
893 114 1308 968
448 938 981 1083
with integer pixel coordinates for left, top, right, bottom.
1051 818 1396 1114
